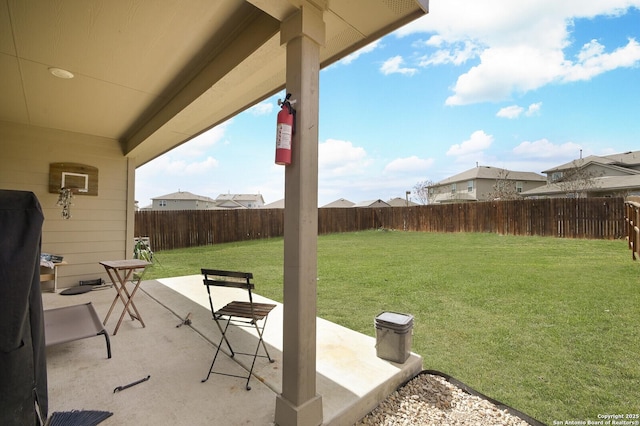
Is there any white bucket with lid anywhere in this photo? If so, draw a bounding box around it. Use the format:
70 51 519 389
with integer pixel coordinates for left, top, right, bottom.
374 312 414 363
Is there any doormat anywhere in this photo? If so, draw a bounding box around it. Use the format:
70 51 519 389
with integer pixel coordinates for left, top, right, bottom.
60 286 93 295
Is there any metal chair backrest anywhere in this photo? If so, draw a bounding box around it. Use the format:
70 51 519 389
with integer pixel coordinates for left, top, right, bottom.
201 269 254 289
201 268 256 317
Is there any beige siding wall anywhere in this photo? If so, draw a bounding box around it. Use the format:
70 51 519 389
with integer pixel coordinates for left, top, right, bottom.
521 180 546 193
475 180 495 199
587 164 629 178
0 121 134 290
432 178 546 203
152 199 197 210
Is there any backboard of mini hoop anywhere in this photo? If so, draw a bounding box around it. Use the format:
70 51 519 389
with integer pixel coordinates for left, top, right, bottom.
49 163 98 195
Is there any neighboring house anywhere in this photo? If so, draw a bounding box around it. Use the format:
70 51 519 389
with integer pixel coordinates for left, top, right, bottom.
543 151 640 183
388 197 420 207
429 166 546 203
321 198 355 208
262 199 285 209
214 194 265 209
150 191 216 210
522 150 640 198
353 199 391 208
522 175 640 198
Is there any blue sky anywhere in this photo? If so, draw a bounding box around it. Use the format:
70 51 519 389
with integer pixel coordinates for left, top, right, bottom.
136 1 640 207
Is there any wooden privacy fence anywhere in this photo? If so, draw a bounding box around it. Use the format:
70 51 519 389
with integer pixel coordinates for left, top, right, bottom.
135 197 625 251
625 196 640 260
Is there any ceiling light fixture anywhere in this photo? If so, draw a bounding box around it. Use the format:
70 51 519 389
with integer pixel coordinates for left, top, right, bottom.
48 67 74 79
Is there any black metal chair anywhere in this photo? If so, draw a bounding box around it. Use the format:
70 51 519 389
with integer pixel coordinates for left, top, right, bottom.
200 269 276 390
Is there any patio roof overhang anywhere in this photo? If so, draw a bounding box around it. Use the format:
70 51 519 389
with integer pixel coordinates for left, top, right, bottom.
2 2 429 424
1 0 428 167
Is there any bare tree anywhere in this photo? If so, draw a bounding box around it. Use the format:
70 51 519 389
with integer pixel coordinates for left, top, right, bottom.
413 180 434 204
484 169 521 200
554 160 602 197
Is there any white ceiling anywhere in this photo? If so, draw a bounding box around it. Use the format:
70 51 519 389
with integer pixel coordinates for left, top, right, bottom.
1 0 428 166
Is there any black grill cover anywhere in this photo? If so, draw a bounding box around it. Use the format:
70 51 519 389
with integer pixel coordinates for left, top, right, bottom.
0 190 47 424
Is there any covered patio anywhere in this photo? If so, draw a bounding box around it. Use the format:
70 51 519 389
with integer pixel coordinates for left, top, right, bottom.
42 275 422 425
1 1 429 424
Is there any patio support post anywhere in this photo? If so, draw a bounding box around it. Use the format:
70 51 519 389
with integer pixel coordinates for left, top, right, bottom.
275 3 325 426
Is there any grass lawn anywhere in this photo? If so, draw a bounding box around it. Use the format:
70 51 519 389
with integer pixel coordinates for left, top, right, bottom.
143 231 640 424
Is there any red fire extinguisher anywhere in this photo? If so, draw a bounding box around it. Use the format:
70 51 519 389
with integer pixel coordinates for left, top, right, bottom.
275 93 295 165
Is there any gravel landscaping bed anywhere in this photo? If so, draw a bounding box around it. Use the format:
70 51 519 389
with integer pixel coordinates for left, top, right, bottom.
355 372 542 426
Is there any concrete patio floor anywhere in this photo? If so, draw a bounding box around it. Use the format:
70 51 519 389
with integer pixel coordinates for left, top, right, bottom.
42 275 422 425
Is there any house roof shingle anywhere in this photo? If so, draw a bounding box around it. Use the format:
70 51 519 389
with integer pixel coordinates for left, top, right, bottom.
353 199 391 208
152 191 215 202
321 198 355 208
215 194 265 204
436 166 546 185
262 199 285 209
387 197 419 207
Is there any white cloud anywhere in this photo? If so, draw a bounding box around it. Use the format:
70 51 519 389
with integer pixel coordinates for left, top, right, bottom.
562 38 640 82
319 138 372 176
172 121 231 157
418 40 481 66
380 56 417 76
140 155 219 177
184 157 219 174
497 102 543 118
318 142 430 205
395 0 570 45
248 101 273 116
338 40 382 65
396 0 638 45
445 45 565 105
577 38 607 62
526 102 542 116
393 0 640 105
497 105 524 119
383 156 435 174
447 130 494 157
422 35 445 47
512 138 582 159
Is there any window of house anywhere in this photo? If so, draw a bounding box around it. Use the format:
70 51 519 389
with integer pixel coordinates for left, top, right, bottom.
159 200 167 207
451 183 456 193
516 181 523 193
551 172 563 182
467 180 473 192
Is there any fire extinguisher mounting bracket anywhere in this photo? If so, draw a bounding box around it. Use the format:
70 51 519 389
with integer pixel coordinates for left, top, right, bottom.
278 93 297 115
